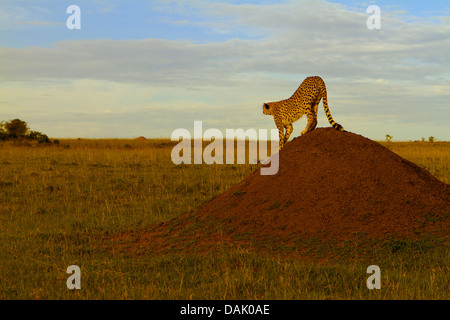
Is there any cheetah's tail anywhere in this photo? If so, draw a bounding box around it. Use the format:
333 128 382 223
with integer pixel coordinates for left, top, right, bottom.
321 81 344 132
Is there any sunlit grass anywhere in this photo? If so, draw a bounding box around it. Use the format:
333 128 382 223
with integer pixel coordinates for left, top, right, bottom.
379 141 450 184
0 139 448 299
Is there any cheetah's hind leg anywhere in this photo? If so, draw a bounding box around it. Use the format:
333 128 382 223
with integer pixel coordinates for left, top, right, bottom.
301 110 317 135
311 103 319 130
284 124 293 144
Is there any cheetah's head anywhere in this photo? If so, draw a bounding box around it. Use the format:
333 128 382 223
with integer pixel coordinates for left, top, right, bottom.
262 103 274 116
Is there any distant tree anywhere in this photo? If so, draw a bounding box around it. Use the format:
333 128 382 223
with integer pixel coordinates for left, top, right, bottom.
0 121 6 140
385 134 393 142
5 119 28 137
37 133 50 144
0 119 56 145
428 136 435 143
421 137 426 142
28 130 42 140
27 130 50 143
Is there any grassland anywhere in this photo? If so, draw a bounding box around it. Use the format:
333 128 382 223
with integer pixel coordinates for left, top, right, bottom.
0 138 448 299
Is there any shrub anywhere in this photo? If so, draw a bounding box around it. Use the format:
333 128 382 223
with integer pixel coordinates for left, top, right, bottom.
1 119 57 145
0 124 7 140
28 131 42 140
37 134 50 144
5 119 28 137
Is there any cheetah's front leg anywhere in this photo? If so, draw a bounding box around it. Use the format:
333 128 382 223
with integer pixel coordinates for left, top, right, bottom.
275 120 285 150
301 110 316 135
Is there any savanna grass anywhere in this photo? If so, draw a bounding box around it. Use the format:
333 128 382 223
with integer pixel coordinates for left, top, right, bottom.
0 138 448 299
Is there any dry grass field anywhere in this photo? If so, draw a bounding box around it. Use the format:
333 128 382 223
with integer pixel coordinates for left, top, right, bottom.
0 137 448 299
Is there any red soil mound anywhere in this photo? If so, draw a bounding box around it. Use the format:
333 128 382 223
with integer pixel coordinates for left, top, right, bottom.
128 128 449 255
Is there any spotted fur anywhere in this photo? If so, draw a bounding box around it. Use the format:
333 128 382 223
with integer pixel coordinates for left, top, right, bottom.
263 76 344 150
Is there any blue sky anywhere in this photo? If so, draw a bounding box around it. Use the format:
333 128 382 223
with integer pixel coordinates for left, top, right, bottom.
3 0 449 47
1 0 449 140
2 0 279 47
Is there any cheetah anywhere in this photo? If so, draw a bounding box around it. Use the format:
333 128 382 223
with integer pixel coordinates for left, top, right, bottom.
262 76 344 150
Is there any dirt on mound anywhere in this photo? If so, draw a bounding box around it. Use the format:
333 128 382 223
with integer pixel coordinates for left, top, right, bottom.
125 128 449 256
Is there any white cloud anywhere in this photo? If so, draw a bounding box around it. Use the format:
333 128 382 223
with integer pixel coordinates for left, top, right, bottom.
14 21 63 26
0 0 449 140
2 1 449 84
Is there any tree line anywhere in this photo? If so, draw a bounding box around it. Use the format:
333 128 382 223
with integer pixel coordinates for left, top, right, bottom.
0 119 58 144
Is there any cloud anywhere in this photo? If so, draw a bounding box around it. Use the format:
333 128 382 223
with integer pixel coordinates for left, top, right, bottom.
14 21 63 26
0 79 264 138
0 0 449 140
2 1 449 84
